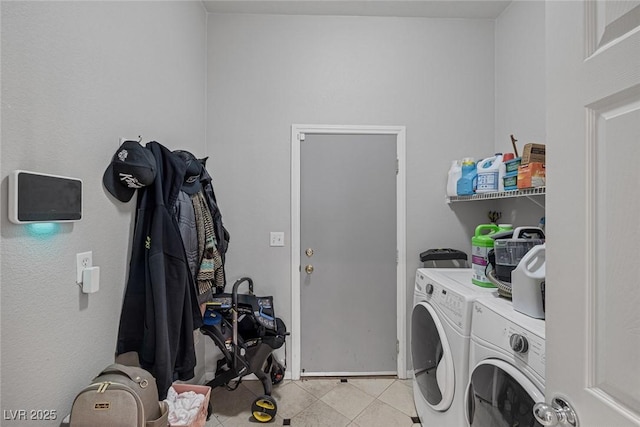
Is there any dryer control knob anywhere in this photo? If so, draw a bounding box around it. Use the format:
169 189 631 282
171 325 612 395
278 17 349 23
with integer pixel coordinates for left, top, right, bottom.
426 283 434 295
509 334 529 354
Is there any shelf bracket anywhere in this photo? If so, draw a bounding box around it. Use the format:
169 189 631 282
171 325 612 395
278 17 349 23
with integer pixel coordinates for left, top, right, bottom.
526 195 545 209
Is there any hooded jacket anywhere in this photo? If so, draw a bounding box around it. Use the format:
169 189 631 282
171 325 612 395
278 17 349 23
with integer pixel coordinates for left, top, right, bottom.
116 141 201 400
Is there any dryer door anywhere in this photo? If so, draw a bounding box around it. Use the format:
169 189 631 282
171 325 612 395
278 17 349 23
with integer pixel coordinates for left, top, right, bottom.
466 359 544 427
411 302 455 411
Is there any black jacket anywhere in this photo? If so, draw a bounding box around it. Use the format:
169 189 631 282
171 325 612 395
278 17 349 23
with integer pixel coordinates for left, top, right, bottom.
116 141 201 399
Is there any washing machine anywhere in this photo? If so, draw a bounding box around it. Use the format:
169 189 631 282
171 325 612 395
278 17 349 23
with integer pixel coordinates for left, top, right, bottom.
465 294 545 426
411 268 495 426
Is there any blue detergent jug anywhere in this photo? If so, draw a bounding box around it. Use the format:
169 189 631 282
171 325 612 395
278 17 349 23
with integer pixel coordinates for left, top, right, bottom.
476 153 503 193
457 158 477 195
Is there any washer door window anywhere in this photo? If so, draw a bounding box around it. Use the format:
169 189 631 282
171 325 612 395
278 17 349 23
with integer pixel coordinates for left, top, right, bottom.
466 360 544 427
411 302 455 411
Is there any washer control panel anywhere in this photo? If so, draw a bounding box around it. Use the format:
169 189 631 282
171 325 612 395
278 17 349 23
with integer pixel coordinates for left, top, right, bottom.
415 271 467 330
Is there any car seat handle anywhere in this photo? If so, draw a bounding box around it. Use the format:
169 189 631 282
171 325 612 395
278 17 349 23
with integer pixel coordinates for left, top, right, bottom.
232 277 254 305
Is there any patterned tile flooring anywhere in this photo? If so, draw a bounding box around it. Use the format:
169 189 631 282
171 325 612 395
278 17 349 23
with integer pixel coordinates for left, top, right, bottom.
204 377 420 427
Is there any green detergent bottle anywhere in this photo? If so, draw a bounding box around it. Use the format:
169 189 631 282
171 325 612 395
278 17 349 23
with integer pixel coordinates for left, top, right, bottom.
471 223 513 287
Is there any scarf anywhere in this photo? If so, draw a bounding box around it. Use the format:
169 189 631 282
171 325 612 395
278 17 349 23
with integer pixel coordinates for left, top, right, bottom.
192 191 225 300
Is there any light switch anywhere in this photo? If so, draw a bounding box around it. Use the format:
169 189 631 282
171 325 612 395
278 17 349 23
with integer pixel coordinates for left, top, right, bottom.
270 232 285 247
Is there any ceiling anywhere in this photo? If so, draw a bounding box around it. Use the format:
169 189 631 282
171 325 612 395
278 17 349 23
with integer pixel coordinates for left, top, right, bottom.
201 1 512 19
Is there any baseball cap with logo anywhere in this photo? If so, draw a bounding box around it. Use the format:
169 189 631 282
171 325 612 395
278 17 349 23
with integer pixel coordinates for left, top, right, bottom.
103 141 157 202
174 150 202 195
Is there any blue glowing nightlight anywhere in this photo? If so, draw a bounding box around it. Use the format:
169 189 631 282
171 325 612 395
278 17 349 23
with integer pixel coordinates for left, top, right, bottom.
26 222 60 237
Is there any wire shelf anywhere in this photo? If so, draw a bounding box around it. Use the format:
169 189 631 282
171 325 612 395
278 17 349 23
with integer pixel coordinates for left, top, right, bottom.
446 186 546 203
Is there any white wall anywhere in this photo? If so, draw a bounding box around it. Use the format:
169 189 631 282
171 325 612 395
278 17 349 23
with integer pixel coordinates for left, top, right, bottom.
495 0 546 153
206 13 497 371
1 1 207 421
494 0 546 226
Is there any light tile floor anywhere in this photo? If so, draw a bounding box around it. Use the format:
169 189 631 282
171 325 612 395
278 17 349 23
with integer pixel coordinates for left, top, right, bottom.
204 377 420 427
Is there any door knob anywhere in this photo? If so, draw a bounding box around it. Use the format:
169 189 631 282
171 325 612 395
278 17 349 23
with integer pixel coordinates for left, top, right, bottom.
305 265 314 274
533 397 578 426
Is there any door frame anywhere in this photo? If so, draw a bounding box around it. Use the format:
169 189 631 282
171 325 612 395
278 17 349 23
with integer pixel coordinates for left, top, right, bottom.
290 124 407 380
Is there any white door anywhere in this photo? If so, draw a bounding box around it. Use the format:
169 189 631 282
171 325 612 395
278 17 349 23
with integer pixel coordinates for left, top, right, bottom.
291 125 407 379
545 1 640 425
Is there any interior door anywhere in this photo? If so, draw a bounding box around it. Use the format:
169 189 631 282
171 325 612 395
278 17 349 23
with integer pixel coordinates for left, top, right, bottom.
545 1 640 425
300 132 397 375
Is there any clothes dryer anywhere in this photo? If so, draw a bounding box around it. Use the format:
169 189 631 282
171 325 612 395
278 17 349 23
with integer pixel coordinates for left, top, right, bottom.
411 268 494 426
465 294 545 427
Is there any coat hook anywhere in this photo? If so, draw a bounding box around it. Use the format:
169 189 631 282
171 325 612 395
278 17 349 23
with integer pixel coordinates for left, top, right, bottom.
119 135 143 146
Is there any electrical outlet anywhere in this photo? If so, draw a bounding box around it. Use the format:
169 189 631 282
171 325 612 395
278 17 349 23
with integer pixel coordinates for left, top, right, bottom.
270 232 285 247
76 251 93 283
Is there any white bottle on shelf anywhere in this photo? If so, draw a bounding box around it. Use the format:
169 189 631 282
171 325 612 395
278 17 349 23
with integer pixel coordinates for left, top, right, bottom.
476 153 503 193
446 160 462 197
